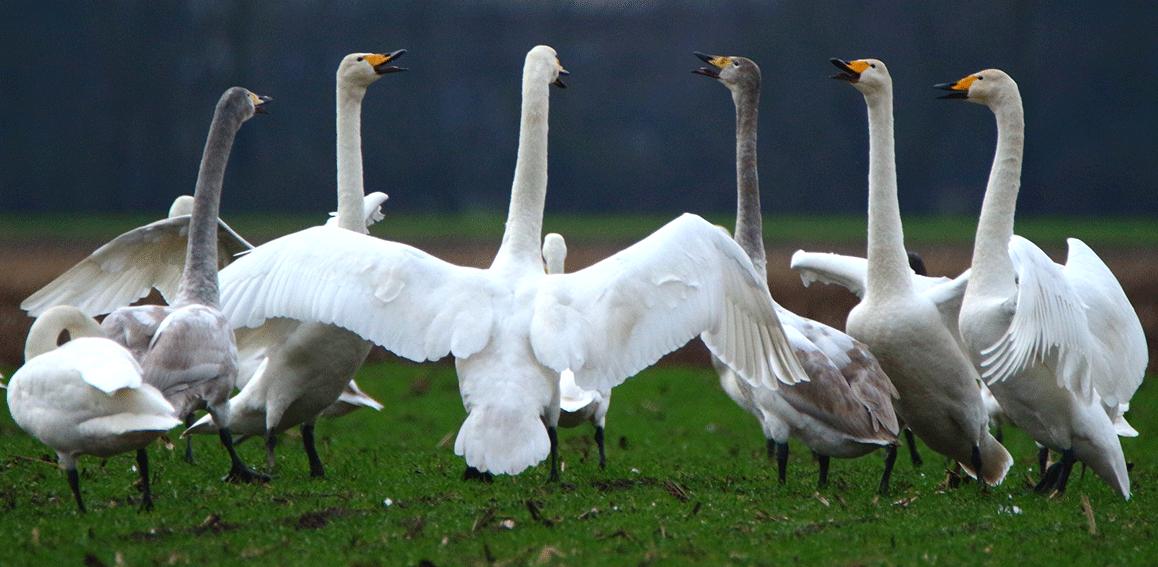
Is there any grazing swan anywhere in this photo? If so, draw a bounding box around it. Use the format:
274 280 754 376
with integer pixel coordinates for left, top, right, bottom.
100 87 269 483
543 233 612 470
7 306 181 512
218 45 808 480
826 58 1011 485
938 69 1145 499
188 52 405 477
694 53 900 492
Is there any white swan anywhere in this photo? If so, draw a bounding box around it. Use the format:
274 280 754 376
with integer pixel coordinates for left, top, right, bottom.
6 305 181 512
938 69 1146 499
100 86 269 483
694 53 900 492
187 52 405 477
217 45 809 480
824 58 1011 485
543 233 612 470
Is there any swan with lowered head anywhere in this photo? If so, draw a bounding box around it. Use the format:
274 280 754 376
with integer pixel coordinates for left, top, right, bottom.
100 86 269 483
7 305 181 512
694 52 901 491
217 45 809 480
938 68 1145 499
543 233 612 470
824 58 1011 485
187 51 405 477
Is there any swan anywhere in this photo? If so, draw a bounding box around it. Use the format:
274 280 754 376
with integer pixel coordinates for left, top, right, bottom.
217 45 809 480
187 52 405 477
937 69 1146 499
824 58 1011 485
100 86 269 483
6 305 181 512
694 53 900 492
543 233 612 470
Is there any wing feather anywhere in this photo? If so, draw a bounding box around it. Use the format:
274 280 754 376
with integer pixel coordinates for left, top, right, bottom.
21 216 252 317
530 214 808 393
218 226 496 363
980 236 1094 401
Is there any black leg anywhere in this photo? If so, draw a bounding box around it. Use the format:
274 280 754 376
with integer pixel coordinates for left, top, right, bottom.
905 429 922 468
136 448 154 512
971 445 984 486
878 445 898 494
219 427 271 483
775 442 789 485
816 452 830 489
547 426 559 482
1037 446 1050 477
66 466 86 513
994 424 1004 444
302 422 325 478
264 431 278 473
1054 448 1077 494
593 425 606 470
463 466 494 483
1035 448 1076 495
183 413 197 464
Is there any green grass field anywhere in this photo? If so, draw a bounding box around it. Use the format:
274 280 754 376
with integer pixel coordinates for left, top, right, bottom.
1 359 1154 566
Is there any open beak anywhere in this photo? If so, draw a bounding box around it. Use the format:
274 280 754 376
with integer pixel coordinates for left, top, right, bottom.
369 49 407 75
934 75 975 99
830 58 864 82
553 66 569 89
692 51 725 78
254 95 272 114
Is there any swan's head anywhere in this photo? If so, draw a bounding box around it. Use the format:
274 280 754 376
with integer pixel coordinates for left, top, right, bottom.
526 45 568 89
935 69 1019 108
693 52 760 93
542 232 567 275
167 195 195 218
338 50 408 88
830 58 891 95
220 87 271 123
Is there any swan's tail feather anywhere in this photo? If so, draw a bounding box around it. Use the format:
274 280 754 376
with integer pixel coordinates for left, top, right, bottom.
973 433 1013 485
453 404 549 476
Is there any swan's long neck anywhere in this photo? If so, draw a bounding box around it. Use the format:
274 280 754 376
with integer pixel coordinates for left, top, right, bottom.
335 81 369 233
732 84 765 277
967 93 1024 295
25 307 103 361
862 88 914 299
492 71 551 272
175 104 241 308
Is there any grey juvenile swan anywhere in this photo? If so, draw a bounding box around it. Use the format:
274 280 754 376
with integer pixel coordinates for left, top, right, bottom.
695 52 901 492
100 86 270 483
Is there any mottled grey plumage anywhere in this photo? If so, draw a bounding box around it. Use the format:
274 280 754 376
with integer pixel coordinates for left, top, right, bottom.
696 53 900 492
101 87 269 483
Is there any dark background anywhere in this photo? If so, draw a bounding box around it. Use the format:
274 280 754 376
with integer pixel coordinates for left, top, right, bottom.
2 1 1155 219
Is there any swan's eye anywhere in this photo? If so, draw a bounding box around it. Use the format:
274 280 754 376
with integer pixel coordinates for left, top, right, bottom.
869 63 876 68
357 56 364 61
976 75 984 80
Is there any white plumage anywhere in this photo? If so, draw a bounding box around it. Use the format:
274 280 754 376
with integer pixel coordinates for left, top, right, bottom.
816 58 1011 485
7 305 180 512
942 65 1145 500
218 46 809 479
544 233 612 469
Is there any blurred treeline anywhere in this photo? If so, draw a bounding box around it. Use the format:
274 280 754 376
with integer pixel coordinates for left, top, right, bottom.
2 0 1155 219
